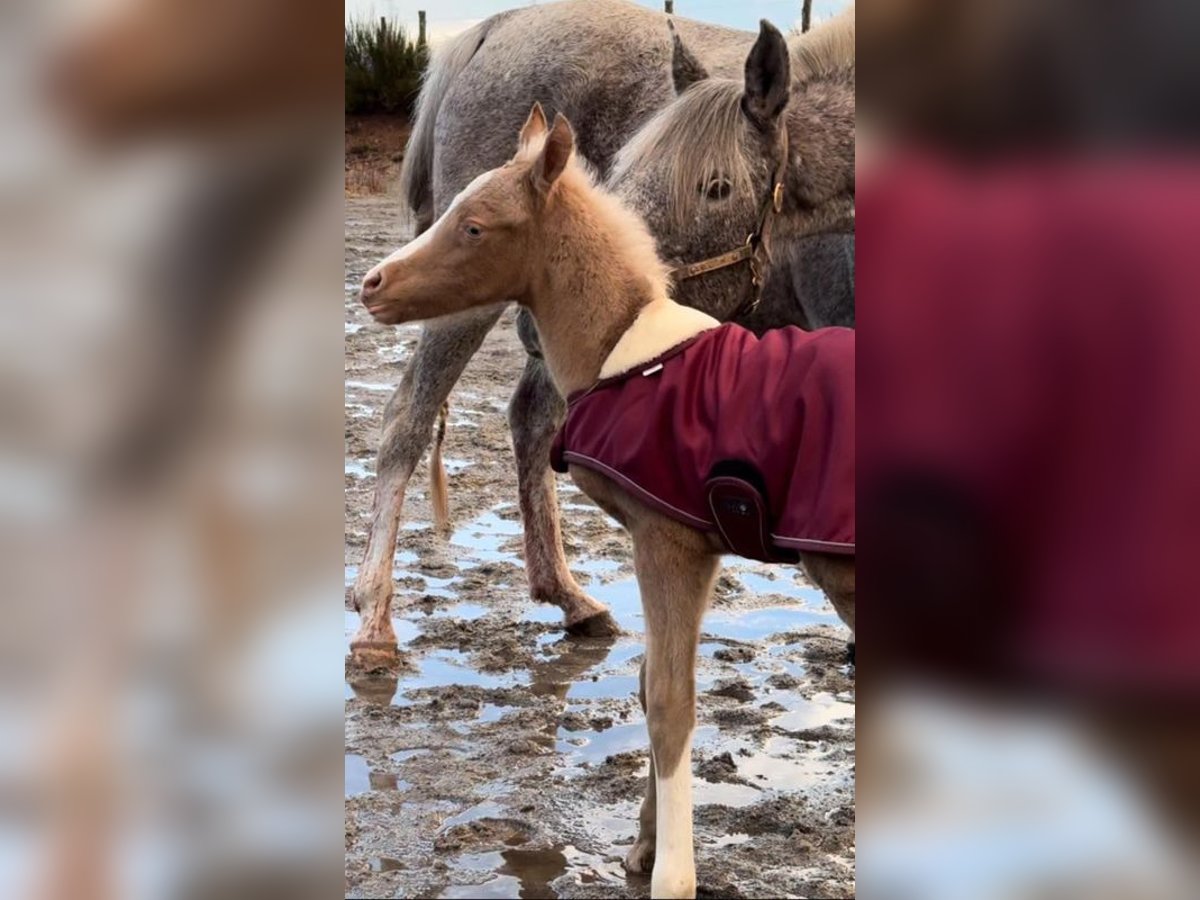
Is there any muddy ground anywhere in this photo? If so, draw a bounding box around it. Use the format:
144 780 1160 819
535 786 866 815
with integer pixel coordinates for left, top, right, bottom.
344 195 855 899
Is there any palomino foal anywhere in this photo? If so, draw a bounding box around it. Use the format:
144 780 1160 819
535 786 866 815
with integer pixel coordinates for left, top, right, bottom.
359 105 855 899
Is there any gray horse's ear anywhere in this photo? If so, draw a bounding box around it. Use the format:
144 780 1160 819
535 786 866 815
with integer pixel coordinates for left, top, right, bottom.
742 20 790 129
520 101 549 148
531 113 574 194
668 21 709 94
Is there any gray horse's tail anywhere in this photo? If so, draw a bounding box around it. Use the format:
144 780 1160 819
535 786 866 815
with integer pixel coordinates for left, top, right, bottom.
430 401 450 533
400 18 494 225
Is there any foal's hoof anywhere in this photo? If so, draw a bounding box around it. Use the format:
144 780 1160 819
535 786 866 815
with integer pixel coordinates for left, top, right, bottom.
623 839 655 875
348 638 403 674
566 609 621 638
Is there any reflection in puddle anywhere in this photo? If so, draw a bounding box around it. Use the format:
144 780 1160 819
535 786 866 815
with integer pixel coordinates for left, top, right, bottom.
440 845 611 900
346 754 411 797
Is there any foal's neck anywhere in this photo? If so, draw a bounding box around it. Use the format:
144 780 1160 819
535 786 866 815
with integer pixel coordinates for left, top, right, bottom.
526 178 670 396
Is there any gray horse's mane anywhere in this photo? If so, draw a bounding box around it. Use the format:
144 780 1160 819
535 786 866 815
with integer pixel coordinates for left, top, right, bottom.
790 3 855 81
610 78 752 227
610 6 854 226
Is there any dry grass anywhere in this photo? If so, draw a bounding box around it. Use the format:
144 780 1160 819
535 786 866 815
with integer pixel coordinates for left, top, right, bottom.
345 115 411 196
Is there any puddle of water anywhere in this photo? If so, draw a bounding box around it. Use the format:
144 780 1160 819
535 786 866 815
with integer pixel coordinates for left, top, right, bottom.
345 458 372 479
566 674 638 701
479 703 514 724
705 605 832 641
770 692 855 732
442 457 473 474
345 754 369 797
450 510 523 563
408 650 520 691
732 569 824 601
369 857 405 873
346 755 411 797
442 800 508 828
588 578 644 631
522 606 562 626
734 736 843 790
693 779 763 808
345 379 396 393
391 748 430 762
439 845 611 900
427 602 489 621
556 721 647 765
574 557 622 583
711 832 752 847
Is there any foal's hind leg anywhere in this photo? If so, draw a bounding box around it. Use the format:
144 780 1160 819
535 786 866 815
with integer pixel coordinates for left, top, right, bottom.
350 308 502 659
624 657 658 874
509 353 618 635
632 523 720 899
800 551 856 661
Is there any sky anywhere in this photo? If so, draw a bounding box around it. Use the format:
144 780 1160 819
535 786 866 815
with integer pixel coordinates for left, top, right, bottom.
346 0 851 45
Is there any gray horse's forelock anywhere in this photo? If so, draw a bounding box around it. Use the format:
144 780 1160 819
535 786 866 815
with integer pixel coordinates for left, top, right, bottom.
610 79 753 226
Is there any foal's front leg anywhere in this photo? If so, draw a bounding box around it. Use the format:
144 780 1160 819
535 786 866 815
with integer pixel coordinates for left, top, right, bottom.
632 526 720 899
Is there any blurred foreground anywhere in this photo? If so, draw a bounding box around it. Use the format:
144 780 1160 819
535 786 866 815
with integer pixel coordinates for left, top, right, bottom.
0 1 343 898
860 1 1200 897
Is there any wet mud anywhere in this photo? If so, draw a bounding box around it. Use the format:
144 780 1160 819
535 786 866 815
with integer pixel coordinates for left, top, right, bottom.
345 197 855 898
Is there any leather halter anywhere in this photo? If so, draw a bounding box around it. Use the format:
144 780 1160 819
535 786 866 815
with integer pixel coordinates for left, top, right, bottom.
669 127 790 318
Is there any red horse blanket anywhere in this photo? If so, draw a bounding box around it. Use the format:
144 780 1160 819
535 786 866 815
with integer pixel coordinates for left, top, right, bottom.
550 323 855 560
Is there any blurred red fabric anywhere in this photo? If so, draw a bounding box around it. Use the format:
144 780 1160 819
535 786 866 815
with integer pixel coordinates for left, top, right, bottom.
860 153 1200 695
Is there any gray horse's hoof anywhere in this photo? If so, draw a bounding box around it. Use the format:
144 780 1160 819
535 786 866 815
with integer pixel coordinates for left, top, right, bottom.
623 839 655 874
566 610 621 638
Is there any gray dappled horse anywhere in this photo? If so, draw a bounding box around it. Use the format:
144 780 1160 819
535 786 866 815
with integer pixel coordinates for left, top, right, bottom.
350 0 854 656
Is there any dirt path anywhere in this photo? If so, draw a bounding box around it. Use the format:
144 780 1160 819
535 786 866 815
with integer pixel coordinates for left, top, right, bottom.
344 196 855 899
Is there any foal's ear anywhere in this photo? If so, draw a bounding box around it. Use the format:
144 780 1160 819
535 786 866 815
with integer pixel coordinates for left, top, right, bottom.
742 20 791 129
520 101 549 148
668 21 709 94
531 113 574 195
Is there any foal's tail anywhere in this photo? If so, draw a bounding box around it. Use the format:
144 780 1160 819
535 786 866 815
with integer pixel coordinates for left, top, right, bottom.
400 18 495 224
430 401 451 533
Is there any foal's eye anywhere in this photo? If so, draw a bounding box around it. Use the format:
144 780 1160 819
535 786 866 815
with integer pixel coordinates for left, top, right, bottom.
464 223 483 238
701 178 733 201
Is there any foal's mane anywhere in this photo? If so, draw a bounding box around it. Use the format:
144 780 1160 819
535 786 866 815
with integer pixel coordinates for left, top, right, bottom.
522 131 672 301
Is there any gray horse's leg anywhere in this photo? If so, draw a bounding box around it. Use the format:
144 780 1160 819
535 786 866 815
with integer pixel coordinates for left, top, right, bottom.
350 307 503 659
625 657 658 874
508 352 619 635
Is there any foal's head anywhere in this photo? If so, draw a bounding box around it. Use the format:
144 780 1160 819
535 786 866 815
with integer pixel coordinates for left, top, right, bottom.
360 105 579 325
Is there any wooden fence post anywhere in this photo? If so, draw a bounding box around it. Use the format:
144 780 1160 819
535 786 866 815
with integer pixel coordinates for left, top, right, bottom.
801 0 812 32
418 10 427 47
665 0 674 14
